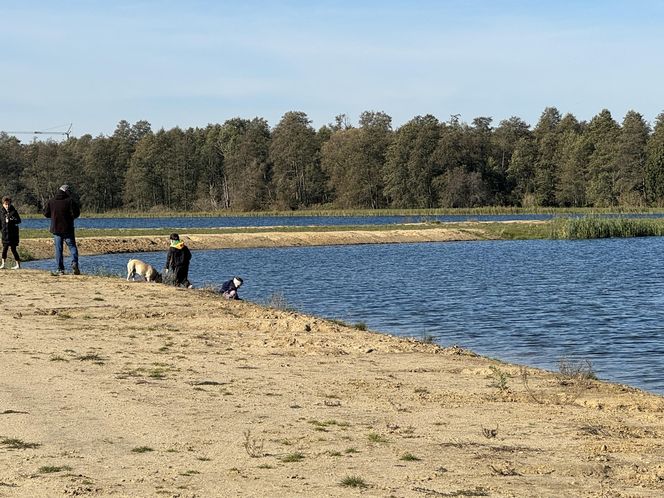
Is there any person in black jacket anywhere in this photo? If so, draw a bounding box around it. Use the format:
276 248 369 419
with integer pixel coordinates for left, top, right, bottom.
164 233 193 288
220 277 243 300
43 184 81 275
1 196 22 270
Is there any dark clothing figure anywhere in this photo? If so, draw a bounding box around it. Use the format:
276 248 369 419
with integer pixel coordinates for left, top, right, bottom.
43 188 80 235
43 185 81 274
165 236 192 288
220 277 243 300
1 204 21 245
1 201 21 268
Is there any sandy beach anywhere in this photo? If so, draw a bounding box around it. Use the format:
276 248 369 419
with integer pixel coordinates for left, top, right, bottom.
0 268 662 497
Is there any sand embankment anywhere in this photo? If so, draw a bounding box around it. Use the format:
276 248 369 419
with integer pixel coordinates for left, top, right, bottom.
20 226 491 260
0 270 662 497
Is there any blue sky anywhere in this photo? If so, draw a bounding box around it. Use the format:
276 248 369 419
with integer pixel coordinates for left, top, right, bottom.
2 0 664 138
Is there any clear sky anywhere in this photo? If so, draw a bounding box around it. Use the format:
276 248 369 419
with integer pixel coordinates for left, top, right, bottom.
2 0 664 138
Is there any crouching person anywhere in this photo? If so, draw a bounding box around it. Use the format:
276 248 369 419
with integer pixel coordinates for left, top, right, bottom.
164 233 193 288
220 277 243 300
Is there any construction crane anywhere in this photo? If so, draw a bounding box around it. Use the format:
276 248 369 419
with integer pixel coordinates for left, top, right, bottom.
3 123 72 140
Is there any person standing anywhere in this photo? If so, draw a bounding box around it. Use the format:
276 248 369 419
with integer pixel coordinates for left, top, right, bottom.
164 233 192 288
1 196 22 269
43 184 81 275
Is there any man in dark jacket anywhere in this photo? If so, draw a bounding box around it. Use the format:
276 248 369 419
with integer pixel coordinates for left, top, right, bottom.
164 233 192 288
43 184 81 275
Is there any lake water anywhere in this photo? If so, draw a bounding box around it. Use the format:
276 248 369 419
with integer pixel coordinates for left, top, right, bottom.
25 238 664 395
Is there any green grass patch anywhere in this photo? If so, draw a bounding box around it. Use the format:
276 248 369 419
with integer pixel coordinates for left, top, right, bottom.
17 248 36 262
455 221 554 240
400 452 421 461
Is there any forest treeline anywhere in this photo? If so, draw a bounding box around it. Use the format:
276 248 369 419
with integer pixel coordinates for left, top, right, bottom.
2 106 664 213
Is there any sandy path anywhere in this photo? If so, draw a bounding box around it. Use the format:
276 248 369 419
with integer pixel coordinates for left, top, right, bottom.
0 270 662 497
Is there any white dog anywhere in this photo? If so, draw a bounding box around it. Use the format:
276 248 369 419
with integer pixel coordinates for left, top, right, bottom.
127 259 162 283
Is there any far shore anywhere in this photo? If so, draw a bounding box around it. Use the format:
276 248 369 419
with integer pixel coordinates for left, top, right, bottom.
20 215 664 262
20 225 495 261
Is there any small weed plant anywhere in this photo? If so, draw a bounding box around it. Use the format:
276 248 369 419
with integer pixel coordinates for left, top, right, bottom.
419 331 436 344
280 452 304 463
340 475 367 488
367 433 388 443
131 446 154 453
264 291 293 311
557 358 597 384
38 465 72 474
0 438 40 449
87 267 122 278
77 353 104 363
488 366 511 391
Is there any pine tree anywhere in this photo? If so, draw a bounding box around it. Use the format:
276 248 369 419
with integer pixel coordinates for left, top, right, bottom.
645 112 664 205
586 109 621 207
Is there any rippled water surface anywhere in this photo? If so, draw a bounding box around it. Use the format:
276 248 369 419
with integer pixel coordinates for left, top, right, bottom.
26 238 664 394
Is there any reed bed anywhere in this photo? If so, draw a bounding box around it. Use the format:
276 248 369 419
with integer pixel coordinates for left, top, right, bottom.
553 217 664 239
